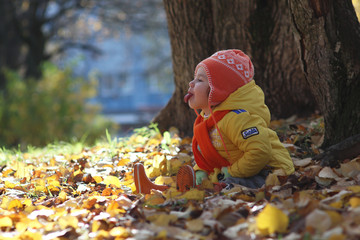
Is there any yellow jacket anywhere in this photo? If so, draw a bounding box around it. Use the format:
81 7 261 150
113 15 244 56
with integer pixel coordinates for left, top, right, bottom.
195 80 294 178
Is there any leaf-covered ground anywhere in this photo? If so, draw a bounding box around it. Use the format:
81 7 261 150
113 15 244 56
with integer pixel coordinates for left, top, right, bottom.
0 117 360 240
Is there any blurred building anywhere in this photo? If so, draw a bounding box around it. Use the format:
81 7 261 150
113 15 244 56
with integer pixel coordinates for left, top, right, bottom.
70 32 174 132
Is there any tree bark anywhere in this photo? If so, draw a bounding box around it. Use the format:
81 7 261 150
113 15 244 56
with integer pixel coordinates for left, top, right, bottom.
289 0 360 147
156 0 316 136
0 1 22 89
155 0 215 136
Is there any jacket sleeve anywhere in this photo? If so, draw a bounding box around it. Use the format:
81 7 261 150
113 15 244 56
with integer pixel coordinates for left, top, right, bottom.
222 112 272 178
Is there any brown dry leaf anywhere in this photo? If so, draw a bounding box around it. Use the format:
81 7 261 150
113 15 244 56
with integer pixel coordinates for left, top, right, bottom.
338 160 360 178
144 192 166 206
102 187 112 196
82 198 97 209
185 218 204 232
306 209 332 233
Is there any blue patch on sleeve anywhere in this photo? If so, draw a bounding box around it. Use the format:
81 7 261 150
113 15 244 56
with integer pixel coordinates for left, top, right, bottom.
241 127 259 139
232 109 247 114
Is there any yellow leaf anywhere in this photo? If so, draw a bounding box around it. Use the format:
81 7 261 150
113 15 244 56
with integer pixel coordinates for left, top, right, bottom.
200 178 214 190
97 230 110 238
256 204 289 235
17 231 43 240
35 185 47 193
58 215 78 229
164 188 182 199
8 199 22 210
347 185 360 193
176 188 205 201
349 197 360 208
92 220 101 232
147 213 178 226
58 191 67 202
329 201 343 209
28 219 44 229
16 221 29 232
93 176 103 183
328 234 346 240
106 200 119 213
166 157 185 175
144 165 161 179
22 198 32 207
48 180 61 188
117 158 130 167
103 176 121 188
2 169 14 177
129 182 136 193
109 226 129 237
325 210 343 227
4 181 16 189
154 176 175 187
156 230 168 239
0 216 12 227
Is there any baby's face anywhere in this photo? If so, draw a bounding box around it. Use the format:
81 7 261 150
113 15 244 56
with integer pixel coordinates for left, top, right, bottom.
186 67 211 114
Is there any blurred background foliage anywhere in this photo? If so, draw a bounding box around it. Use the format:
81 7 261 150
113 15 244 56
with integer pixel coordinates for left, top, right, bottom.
0 0 166 149
0 62 115 148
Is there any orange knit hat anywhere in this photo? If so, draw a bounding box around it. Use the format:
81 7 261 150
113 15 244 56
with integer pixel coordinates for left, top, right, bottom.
195 49 254 106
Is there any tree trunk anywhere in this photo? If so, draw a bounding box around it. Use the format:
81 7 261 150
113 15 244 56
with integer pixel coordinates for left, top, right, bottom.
154 0 215 136
155 0 316 136
0 1 22 89
289 0 360 147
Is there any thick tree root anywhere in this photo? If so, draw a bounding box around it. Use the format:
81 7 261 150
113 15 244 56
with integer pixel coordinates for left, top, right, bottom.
313 133 360 167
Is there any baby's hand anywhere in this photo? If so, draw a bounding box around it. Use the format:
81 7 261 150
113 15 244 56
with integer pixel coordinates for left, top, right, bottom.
195 170 208 185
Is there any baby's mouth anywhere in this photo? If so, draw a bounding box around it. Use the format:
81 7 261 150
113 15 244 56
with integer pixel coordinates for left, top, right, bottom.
184 93 193 103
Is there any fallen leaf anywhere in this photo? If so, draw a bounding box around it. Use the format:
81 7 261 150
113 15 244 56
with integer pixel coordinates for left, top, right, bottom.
256 204 289 235
103 175 121 188
146 213 178 226
0 216 13 228
293 157 312 167
58 215 79 229
186 218 204 232
306 209 331 233
349 197 360 208
265 173 280 186
109 226 130 237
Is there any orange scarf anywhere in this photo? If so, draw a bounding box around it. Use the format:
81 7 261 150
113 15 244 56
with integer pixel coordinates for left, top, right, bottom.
192 110 231 173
